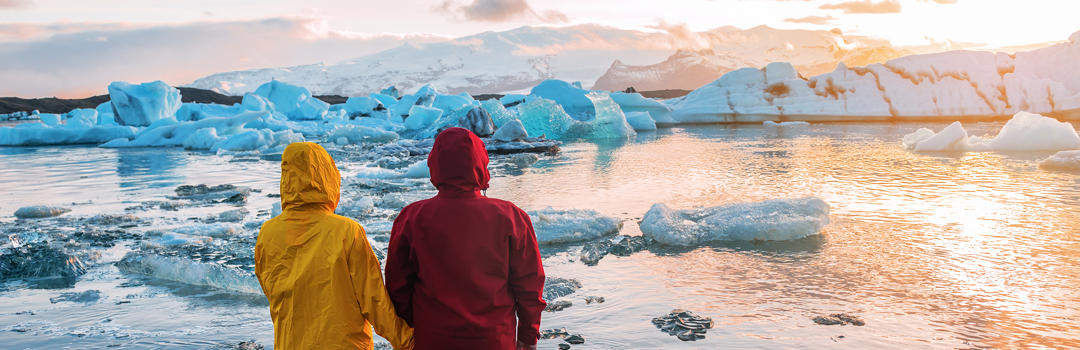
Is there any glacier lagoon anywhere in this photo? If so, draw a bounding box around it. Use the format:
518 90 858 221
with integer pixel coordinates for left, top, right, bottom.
2 122 1080 349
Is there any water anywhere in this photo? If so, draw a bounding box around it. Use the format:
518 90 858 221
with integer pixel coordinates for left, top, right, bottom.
2 122 1080 349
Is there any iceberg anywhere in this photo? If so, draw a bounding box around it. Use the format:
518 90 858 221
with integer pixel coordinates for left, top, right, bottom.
625 112 657 131
480 99 517 128
1041 150 1080 170
345 97 391 120
528 207 624 245
608 92 676 126
564 92 636 139
182 128 226 150
903 112 1080 152
668 32 1080 122
0 123 138 146
117 252 261 294
404 106 443 130
458 106 495 137
515 98 574 139
253 80 328 121
100 111 265 148
640 197 830 246
95 102 117 126
107 80 182 127
176 103 242 122
530 80 596 120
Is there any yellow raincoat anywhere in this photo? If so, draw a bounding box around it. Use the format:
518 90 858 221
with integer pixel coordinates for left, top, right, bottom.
255 142 414 350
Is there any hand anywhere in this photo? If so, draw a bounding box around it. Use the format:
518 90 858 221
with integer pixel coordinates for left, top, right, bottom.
517 340 538 350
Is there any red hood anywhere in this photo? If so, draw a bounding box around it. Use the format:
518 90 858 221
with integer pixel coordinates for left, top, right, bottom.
428 127 490 196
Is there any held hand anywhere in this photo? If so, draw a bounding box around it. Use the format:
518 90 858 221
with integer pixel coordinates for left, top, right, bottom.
516 340 538 350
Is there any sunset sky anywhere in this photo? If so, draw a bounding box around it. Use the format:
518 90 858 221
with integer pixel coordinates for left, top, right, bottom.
1 0 1077 97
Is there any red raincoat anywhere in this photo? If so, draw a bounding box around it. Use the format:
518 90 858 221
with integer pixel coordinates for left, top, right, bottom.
385 127 547 349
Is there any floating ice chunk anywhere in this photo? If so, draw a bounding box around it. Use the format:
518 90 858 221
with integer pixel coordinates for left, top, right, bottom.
763 121 809 127
241 92 275 112
403 161 430 178
66 109 98 128
95 102 117 126
337 196 375 216
174 223 244 237
150 232 213 246
625 112 657 131
0 123 137 146
254 80 312 120
271 202 282 219
182 128 226 150
458 106 495 137
516 98 573 139
481 99 518 128
108 81 182 127
530 80 596 120
905 112 1080 152
325 125 399 144
909 122 972 152
527 207 623 245
14 205 71 219
983 112 1080 151
361 220 394 236
117 252 261 294
902 128 936 150
100 111 264 148
1040 150 1080 170
296 95 329 120
433 94 473 114
375 191 437 209
404 105 443 130
210 129 304 153
608 92 676 126
216 209 249 223
640 197 830 246
38 113 61 126
564 92 636 139
345 97 391 120
493 119 529 142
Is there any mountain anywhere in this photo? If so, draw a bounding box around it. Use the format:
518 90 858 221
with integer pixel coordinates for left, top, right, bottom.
593 26 911 91
185 25 913 97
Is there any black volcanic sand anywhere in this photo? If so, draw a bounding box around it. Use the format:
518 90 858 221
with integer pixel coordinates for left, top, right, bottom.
1 88 691 115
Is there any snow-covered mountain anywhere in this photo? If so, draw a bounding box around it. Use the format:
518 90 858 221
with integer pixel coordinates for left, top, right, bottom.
593 26 910 91
186 25 913 96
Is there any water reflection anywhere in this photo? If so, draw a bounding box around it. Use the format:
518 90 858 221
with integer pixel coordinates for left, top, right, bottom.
115 148 188 189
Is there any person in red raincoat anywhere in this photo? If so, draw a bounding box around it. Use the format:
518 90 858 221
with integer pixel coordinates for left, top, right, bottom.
385 127 547 350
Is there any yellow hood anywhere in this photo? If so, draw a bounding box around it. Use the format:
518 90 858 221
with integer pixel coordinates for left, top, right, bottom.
280 142 339 212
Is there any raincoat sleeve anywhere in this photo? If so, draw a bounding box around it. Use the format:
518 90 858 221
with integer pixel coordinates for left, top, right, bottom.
384 210 417 326
508 209 547 345
349 223 415 350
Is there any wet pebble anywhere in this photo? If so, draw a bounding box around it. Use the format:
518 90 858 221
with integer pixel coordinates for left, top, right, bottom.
652 309 713 341
812 313 865 326
565 334 585 344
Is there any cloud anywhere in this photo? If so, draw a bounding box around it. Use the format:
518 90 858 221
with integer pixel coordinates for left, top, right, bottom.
783 15 838 25
437 0 568 23
0 0 33 9
0 16 453 98
819 0 902 14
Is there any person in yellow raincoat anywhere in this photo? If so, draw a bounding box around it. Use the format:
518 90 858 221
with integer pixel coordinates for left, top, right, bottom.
255 142 414 350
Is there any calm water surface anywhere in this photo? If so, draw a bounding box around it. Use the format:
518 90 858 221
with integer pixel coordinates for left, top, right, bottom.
1 122 1079 349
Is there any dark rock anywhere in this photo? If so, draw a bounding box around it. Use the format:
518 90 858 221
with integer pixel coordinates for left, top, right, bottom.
812 313 865 326
223 192 248 204
458 107 495 137
544 300 573 312
540 328 570 340
565 334 585 344
543 277 582 302
624 86 637 93
652 309 713 341
49 289 102 304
